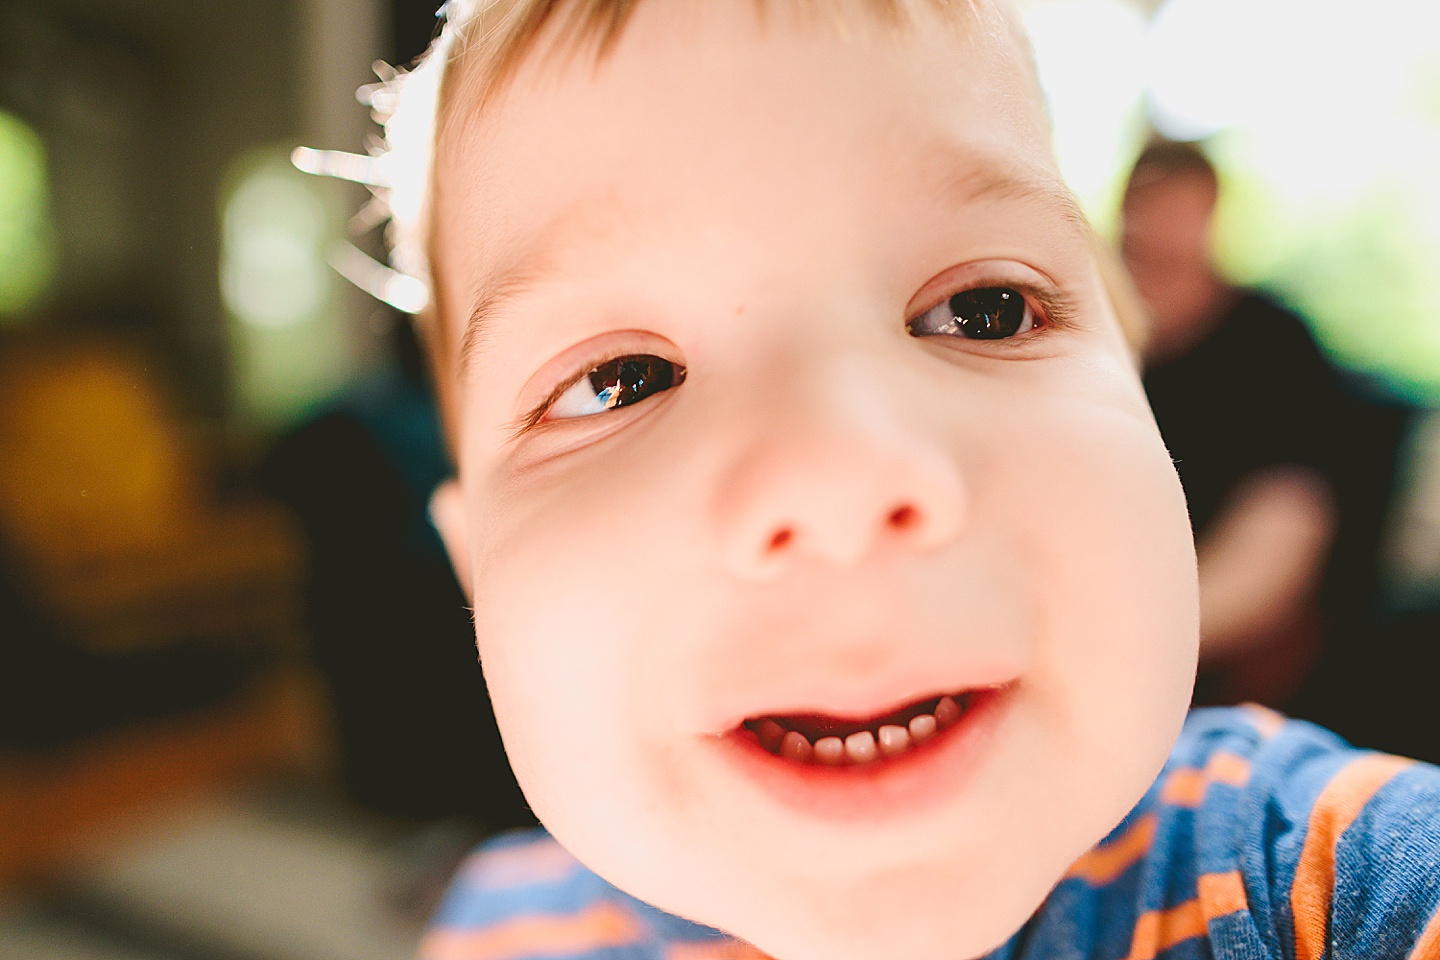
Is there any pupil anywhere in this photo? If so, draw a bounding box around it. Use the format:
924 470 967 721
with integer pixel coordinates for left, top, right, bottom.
588 357 676 407
949 287 1026 339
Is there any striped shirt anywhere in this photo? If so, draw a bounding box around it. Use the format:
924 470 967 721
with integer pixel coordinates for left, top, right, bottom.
422 707 1440 960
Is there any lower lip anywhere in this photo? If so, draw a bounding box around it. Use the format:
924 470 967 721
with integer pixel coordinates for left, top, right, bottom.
710 686 1014 823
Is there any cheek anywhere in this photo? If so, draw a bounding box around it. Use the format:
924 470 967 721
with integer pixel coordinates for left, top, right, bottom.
1014 393 1199 786
462 458 707 845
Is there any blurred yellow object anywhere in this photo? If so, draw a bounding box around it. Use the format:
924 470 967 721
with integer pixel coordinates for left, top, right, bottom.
0 337 304 653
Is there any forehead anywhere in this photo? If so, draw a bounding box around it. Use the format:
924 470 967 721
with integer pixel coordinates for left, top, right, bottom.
430 0 1065 347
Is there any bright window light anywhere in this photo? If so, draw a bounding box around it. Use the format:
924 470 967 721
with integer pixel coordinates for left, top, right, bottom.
221 157 330 330
1144 0 1266 141
1021 0 1148 211
1152 0 1440 396
0 109 57 320
221 148 369 428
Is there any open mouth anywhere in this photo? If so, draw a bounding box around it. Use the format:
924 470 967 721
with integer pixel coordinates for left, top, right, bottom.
741 691 975 766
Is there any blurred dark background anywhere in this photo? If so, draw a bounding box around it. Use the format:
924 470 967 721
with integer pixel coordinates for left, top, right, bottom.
0 2 534 958
0 0 1437 958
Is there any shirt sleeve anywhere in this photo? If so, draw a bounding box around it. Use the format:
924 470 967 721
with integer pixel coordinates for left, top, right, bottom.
1011 707 1440 960
1218 710 1440 960
1279 753 1440 960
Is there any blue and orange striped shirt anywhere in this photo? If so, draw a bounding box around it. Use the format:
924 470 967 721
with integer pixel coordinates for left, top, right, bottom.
422 707 1440 960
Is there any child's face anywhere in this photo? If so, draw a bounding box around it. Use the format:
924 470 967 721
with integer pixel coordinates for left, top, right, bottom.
429 3 1199 958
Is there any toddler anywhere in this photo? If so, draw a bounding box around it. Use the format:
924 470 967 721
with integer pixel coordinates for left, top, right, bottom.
304 1 1440 958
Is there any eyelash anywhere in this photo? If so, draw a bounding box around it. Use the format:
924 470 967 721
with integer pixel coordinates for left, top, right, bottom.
1020 282 1078 330
513 349 683 435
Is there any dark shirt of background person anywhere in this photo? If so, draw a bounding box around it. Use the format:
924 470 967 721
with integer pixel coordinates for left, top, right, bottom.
1124 140 1415 747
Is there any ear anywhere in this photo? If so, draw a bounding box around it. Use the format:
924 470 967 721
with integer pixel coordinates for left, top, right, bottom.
430 479 473 597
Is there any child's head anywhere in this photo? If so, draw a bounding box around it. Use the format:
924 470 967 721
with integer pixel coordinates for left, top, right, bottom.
395 2 1200 958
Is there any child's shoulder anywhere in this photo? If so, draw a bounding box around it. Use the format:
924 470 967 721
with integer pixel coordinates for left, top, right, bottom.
421 829 767 960
1161 702 1432 841
1035 705 1440 960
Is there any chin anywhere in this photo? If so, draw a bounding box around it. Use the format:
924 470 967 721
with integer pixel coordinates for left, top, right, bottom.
728 898 1029 960
644 847 1052 960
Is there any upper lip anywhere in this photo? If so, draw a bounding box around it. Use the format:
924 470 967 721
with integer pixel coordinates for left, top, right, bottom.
703 660 1025 736
747 691 966 743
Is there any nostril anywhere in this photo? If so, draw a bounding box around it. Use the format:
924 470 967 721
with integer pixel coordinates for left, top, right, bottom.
768 527 795 552
888 505 919 530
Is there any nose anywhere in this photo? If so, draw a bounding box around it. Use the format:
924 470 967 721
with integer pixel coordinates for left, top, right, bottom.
710 377 968 579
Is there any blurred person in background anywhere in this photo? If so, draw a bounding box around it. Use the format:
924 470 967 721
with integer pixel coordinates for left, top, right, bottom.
251 0 535 839
1125 140 1411 717
260 319 533 833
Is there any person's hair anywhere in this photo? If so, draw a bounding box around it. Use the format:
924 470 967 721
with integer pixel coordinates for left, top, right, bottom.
365 0 1010 328
319 0 1146 385
1123 138 1218 198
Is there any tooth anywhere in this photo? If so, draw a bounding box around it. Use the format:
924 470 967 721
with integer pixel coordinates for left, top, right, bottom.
878 724 910 756
781 731 813 762
908 713 937 741
845 730 878 763
935 695 962 729
755 718 786 753
814 736 846 765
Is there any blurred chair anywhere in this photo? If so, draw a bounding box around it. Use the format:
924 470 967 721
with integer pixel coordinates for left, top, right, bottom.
0 337 303 655
0 334 322 889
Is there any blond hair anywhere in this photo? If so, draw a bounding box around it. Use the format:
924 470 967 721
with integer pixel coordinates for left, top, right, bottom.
314 0 989 317
299 0 1147 354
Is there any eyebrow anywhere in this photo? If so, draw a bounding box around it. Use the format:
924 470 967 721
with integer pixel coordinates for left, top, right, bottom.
458 197 632 374
459 145 1092 369
920 141 1092 239
459 261 549 373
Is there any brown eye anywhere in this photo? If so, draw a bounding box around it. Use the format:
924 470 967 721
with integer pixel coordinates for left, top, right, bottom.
548 355 686 420
908 286 1037 340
